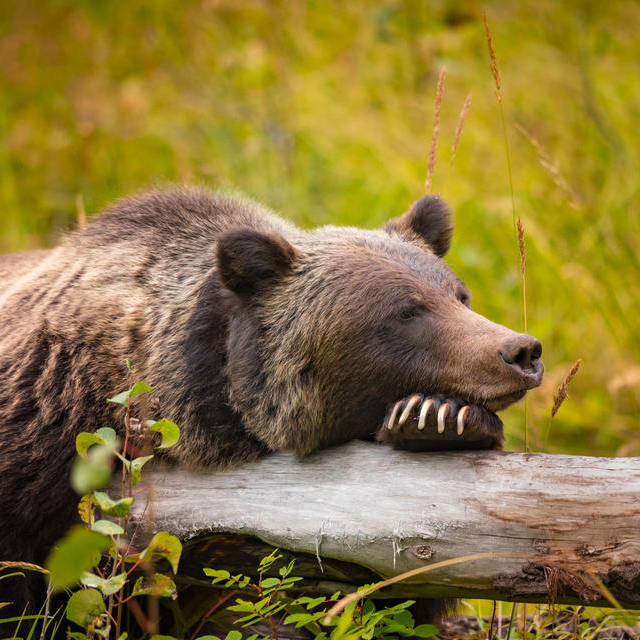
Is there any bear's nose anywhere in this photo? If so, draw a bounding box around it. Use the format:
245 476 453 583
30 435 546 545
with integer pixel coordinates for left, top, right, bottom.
500 336 543 386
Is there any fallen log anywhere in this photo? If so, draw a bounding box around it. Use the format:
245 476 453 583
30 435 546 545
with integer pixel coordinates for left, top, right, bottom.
129 441 640 607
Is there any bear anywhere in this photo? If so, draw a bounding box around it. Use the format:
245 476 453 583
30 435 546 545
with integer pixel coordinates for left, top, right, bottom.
0 187 543 630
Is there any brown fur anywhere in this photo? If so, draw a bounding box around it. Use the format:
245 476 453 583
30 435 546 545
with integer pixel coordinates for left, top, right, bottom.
0 187 543 624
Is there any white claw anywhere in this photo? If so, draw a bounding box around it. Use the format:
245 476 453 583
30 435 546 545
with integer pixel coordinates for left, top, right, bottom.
437 404 449 433
418 398 434 430
387 401 402 430
399 395 421 425
457 405 469 435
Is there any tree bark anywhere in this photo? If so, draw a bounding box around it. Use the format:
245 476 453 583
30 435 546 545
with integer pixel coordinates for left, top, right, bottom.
129 441 640 607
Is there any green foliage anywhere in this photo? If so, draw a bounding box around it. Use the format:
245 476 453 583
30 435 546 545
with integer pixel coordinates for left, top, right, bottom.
46 527 112 591
46 379 182 638
202 551 438 640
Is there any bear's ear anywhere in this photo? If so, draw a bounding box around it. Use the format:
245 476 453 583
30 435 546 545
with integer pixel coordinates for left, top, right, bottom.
217 228 298 294
384 195 454 257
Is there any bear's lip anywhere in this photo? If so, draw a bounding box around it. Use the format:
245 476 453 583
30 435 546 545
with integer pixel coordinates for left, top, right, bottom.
483 389 527 412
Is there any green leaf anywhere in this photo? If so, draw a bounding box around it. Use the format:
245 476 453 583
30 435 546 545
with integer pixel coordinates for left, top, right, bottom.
260 577 280 589
130 381 153 396
130 454 154 485
76 432 105 456
91 520 124 536
93 491 133 517
194 637 221 640
225 632 242 640
68 633 86 640
102 572 127 596
203 568 231 584
107 382 153 407
107 389 132 406
81 570 127 596
149 636 177 640
132 573 177 598
71 443 113 494
66 588 105 627
80 571 106 589
78 494 96 524
95 427 117 443
47 526 111 591
412 624 439 638
149 419 180 449
140 532 182 573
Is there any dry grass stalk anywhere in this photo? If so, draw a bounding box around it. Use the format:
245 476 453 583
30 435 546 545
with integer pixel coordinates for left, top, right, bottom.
552 359 582 418
76 192 87 231
483 12 502 101
425 66 446 193
451 91 472 165
516 217 526 277
516 217 527 337
515 123 583 210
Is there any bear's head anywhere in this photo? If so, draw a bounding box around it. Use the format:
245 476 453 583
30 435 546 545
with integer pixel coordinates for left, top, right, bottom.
217 195 543 454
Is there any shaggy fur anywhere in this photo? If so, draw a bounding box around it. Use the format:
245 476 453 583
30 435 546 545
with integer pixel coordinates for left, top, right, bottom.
0 187 543 627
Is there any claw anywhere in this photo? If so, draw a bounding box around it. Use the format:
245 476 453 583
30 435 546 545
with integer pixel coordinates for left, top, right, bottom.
437 403 449 433
418 398 433 430
387 401 402 430
399 395 421 425
457 405 469 435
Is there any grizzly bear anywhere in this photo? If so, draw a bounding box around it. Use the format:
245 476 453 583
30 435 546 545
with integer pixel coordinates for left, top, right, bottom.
0 187 543 626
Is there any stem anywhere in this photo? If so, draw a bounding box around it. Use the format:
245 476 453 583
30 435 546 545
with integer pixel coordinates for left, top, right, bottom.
38 578 53 640
188 591 238 640
505 602 517 640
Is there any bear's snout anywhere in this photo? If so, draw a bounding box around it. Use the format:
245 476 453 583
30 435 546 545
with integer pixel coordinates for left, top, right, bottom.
499 334 544 389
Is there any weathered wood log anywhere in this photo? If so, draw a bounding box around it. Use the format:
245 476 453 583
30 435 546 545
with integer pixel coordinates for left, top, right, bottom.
129 441 640 607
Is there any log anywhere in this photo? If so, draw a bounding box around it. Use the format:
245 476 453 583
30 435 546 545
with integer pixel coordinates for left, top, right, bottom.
129 441 640 607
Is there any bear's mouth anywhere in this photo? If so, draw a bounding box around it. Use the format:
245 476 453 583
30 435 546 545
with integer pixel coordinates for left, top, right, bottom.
482 389 527 413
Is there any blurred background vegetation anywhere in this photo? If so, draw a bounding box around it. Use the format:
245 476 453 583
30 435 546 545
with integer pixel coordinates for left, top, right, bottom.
1 0 639 457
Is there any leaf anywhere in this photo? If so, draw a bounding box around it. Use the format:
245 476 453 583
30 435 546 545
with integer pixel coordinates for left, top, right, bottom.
91 520 124 536
76 432 105 456
107 382 153 407
203 568 231 585
71 443 113 494
93 491 133 517
78 494 96 524
412 624 439 638
260 577 280 589
149 419 180 449
47 526 111 591
194 637 221 640
132 573 177 598
95 427 117 443
102 572 128 596
80 572 106 589
225 632 242 640
130 454 154 485
66 588 105 627
107 390 132 407
149 636 177 640
140 532 182 573
130 381 153 396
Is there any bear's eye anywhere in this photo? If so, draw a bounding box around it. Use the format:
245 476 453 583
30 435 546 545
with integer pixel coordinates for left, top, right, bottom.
398 303 425 321
456 289 471 307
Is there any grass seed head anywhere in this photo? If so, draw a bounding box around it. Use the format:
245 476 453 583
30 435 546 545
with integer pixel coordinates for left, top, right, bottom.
426 66 446 193
552 359 582 418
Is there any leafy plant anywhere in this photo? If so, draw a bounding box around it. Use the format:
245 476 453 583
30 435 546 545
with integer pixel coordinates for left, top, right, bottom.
197 550 438 640
44 376 183 639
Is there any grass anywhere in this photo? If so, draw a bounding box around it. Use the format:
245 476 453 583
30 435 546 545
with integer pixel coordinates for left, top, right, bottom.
1 0 640 635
